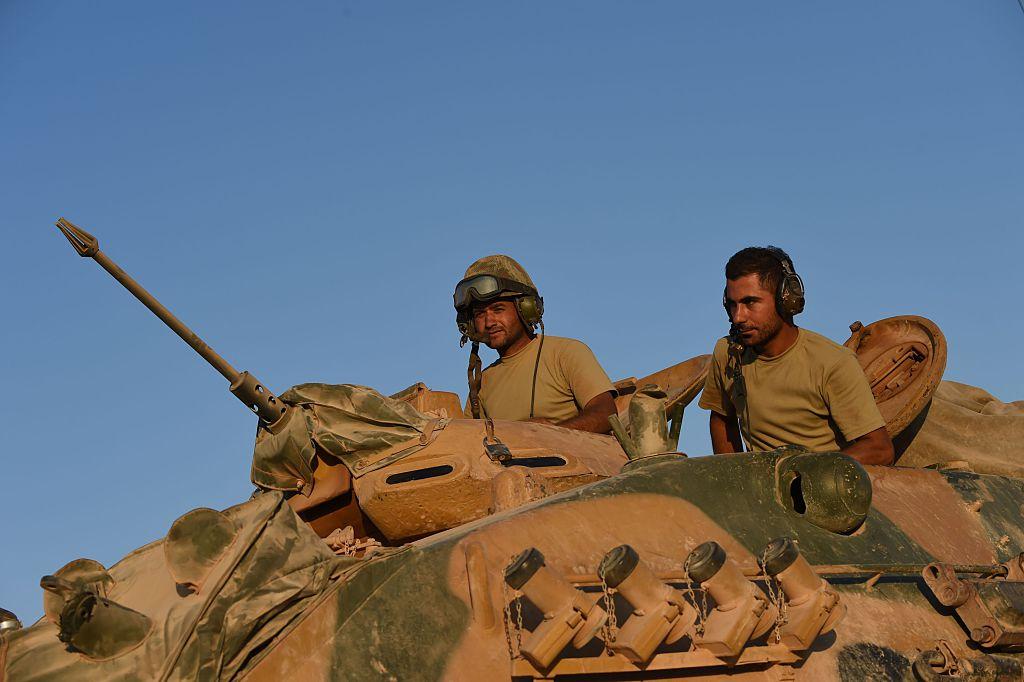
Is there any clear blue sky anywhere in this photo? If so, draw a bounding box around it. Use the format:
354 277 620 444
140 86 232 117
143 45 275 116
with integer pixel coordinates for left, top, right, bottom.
2 2 1022 622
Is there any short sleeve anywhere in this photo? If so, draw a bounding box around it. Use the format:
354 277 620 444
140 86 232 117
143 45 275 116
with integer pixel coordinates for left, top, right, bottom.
698 338 733 416
559 341 615 409
823 351 886 441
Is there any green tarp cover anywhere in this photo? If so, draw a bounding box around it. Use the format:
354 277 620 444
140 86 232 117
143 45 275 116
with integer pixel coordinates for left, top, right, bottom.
3 492 349 681
251 383 447 493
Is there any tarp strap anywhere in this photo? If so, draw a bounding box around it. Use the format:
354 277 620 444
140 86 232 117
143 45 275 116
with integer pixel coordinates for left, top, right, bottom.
420 418 440 445
349 418 450 478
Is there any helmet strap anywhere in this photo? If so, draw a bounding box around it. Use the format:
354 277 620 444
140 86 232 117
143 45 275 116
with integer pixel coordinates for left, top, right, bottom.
467 341 484 419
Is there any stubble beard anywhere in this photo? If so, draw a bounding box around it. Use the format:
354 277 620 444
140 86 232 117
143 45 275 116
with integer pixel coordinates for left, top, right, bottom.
483 330 506 352
746 316 784 350
490 324 531 356
485 326 519 354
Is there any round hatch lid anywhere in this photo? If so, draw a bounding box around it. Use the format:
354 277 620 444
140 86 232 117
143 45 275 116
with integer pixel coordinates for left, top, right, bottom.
844 315 947 437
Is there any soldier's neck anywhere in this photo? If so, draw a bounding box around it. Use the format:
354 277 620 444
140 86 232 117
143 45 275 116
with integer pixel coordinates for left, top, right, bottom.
756 323 799 359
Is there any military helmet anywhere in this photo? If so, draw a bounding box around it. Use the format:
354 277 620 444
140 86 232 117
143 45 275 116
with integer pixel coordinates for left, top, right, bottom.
454 255 544 343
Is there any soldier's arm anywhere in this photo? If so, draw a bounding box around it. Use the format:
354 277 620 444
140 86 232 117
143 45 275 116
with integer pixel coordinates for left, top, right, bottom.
709 410 744 454
841 426 895 466
552 340 617 433
700 338 740 454
549 391 616 434
823 352 894 466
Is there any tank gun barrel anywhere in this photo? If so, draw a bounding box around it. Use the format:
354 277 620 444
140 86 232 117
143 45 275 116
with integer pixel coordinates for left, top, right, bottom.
54 217 289 426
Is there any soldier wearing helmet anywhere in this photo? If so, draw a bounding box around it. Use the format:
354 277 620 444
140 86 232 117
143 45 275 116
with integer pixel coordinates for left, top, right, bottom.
699 246 895 465
454 255 617 433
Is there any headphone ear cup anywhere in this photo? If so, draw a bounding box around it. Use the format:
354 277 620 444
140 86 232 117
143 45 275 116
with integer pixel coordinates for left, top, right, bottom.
516 296 543 329
789 277 805 315
777 275 806 317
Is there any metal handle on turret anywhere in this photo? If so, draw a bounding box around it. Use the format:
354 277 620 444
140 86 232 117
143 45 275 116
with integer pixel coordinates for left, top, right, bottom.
54 217 290 426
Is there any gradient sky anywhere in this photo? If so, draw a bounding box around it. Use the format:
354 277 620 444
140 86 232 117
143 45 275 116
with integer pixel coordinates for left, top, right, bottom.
2 1 1023 622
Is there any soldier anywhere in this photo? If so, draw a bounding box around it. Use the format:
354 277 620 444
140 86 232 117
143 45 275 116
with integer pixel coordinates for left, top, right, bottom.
699 246 895 466
454 255 617 433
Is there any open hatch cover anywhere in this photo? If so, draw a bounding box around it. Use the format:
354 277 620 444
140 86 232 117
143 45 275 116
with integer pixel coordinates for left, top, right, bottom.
844 315 947 437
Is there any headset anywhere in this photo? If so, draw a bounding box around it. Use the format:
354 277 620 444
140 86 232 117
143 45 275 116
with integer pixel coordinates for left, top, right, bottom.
722 245 805 319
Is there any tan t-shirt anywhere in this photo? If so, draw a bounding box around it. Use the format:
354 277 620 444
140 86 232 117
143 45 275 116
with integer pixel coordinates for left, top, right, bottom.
698 328 884 452
473 335 615 422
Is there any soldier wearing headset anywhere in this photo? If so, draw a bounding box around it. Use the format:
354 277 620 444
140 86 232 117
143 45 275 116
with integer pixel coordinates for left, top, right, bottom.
453 255 617 433
699 246 895 466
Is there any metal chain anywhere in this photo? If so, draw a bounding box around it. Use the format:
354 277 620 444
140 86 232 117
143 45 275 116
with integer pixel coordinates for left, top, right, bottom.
599 575 618 654
682 552 709 637
515 589 524 645
500 577 523 660
759 547 789 644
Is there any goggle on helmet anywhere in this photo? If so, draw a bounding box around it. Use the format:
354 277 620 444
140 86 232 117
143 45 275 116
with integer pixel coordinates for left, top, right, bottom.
453 274 537 310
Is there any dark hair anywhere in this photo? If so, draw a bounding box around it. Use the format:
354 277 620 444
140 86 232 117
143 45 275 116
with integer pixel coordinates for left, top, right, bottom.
725 246 792 294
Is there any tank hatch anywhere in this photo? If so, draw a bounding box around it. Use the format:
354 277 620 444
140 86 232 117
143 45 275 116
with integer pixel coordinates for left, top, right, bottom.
844 315 946 437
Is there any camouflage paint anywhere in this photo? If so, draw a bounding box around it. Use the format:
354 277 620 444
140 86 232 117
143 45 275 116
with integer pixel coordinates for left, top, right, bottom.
244 451 1024 679
942 471 1024 562
13 451 1024 680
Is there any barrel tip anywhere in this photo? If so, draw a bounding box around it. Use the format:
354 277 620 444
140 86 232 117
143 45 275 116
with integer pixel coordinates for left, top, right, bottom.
54 217 99 257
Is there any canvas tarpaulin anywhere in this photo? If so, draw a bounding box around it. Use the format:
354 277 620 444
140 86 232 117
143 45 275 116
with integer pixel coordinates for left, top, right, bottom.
251 383 449 494
2 492 351 681
897 380 1024 477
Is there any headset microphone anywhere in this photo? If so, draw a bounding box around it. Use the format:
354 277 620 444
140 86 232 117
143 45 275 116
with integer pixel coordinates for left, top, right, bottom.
728 323 744 350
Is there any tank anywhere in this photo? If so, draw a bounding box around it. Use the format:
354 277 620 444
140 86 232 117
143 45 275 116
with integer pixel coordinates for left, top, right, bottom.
2 222 1023 681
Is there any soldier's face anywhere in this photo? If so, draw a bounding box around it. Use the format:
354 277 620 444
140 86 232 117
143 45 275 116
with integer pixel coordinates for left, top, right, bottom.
472 299 528 353
725 274 784 348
